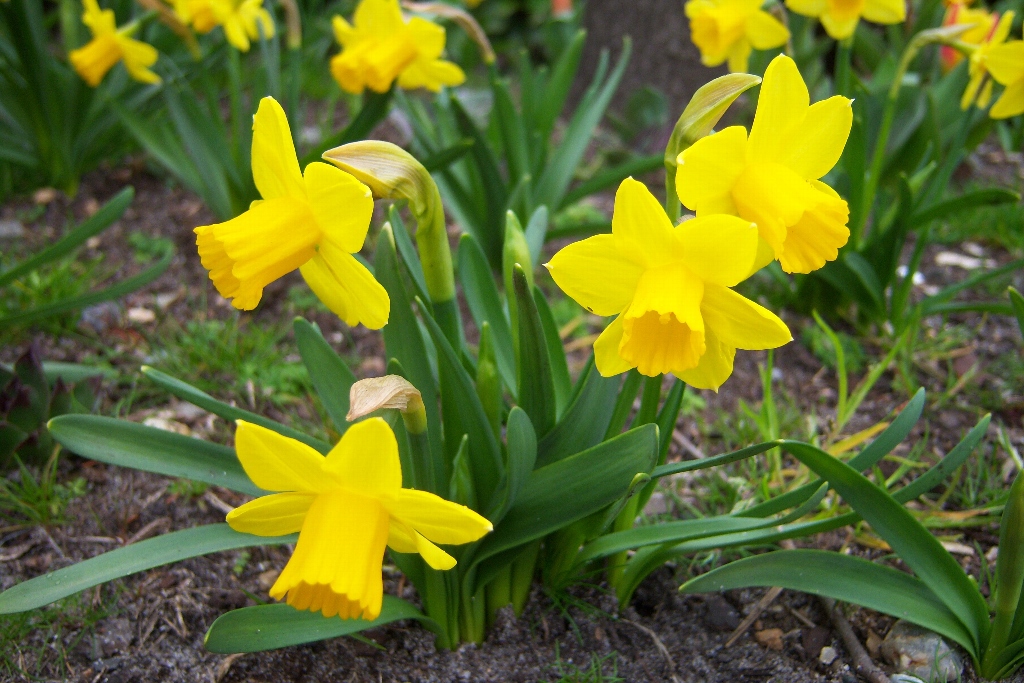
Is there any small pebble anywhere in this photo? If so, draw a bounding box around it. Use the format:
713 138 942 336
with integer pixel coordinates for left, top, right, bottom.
754 628 784 651
703 594 740 631
127 307 156 324
33 187 57 204
0 219 25 239
818 645 838 665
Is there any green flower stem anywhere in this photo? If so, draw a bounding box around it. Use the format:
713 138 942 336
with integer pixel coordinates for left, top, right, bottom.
665 167 682 223
922 105 977 207
510 540 540 615
835 37 854 98
484 565 512 629
418 196 461 348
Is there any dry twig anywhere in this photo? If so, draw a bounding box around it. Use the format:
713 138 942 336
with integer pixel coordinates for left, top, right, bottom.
726 586 784 647
621 619 682 683
819 596 891 683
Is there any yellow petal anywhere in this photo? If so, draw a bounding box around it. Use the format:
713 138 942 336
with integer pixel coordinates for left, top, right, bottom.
116 36 161 84
324 417 402 496
225 491 316 536
70 36 122 87
732 162 813 254
777 180 850 273
593 315 634 377
234 420 327 493
820 12 860 39
270 491 389 620
746 10 790 49
962 70 984 109
355 0 406 39
545 234 644 316
701 283 792 349
862 0 905 24
726 40 752 74
332 14 357 46
388 520 456 569
986 42 1024 85
991 10 1014 45
611 178 677 267
786 0 826 16
397 58 466 91
780 96 852 180
406 16 445 58
298 248 390 329
990 78 1024 118
676 326 736 391
977 77 994 109
302 162 374 253
364 35 419 92
749 55 809 164
224 16 252 51
331 49 369 94
676 125 747 216
386 488 493 545
194 197 318 310
675 214 759 287
252 97 304 201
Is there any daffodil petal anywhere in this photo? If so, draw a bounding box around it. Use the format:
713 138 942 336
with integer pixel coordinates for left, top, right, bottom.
726 39 752 73
701 283 792 350
332 14 356 46
406 16 445 58
388 520 456 569
862 0 905 24
225 491 316 536
780 96 852 180
355 0 405 40
992 11 1014 44
299 248 390 329
270 491 389 620
820 12 860 40
545 234 644 316
990 78 1024 119
397 58 466 91
985 41 1024 85
252 97 304 201
386 488 492 545
777 180 849 273
593 316 634 377
234 420 327 493
746 10 790 50
749 55 809 164
676 326 736 391
676 126 747 216
676 214 759 287
621 264 707 376
785 0 826 18
611 178 677 266
303 162 374 253
117 36 161 84
324 417 402 496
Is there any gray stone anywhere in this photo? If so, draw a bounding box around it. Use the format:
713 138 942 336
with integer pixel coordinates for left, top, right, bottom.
0 219 25 239
880 620 964 682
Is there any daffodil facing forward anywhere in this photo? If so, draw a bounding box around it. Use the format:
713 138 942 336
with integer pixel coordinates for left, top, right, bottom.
984 38 1024 119
676 54 852 274
194 97 390 328
786 0 905 40
69 0 161 86
546 178 791 391
961 11 1016 112
685 0 789 73
226 418 492 620
330 0 465 94
174 0 275 52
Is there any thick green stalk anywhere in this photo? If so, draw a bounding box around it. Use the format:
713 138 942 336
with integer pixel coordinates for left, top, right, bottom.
982 471 1024 675
834 37 854 97
484 566 512 630
510 541 540 615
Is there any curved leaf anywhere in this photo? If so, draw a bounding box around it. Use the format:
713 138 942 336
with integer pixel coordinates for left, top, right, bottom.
292 318 356 436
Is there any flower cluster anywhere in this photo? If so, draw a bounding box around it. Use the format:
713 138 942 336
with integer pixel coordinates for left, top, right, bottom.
173 0 275 52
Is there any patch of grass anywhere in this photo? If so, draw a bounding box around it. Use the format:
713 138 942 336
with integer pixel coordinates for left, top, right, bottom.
545 645 624 683
934 186 1024 254
0 451 87 531
0 251 103 338
0 588 120 679
149 314 312 407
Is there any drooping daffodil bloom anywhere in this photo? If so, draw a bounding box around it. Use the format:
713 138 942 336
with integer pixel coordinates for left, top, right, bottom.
226 418 493 620
330 0 465 94
194 97 390 328
786 0 905 41
174 0 275 52
545 178 792 391
676 54 852 275
684 0 790 73
984 38 1024 119
961 11 1016 112
940 3 994 71
69 0 161 87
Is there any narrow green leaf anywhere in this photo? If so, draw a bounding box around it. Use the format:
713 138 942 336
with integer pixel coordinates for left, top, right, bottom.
457 234 516 394
387 206 430 306
1009 287 1024 339
923 259 1024 316
533 287 571 416
490 70 529 188
536 30 586 138
489 407 537 524
682 550 978 656
779 440 990 651
301 88 394 167
990 470 1024 655
292 318 357 436
48 414 263 496
0 188 133 289
537 362 620 467
652 441 780 479
909 188 1019 227
0 525 293 614
523 205 549 268
560 154 662 210
421 138 474 173
141 365 331 453
579 516 768 564
514 267 557 436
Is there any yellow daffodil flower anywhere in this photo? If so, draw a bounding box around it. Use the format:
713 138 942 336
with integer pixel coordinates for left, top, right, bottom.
786 0 905 40
985 39 1024 118
227 418 493 620
940 3 994 71
685 0 790 73
174 0 274 52
962 11 1015 111
545 178 792 391
194 97 390 328
69 0 161 86
675 55 852 275
330 0 465 94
